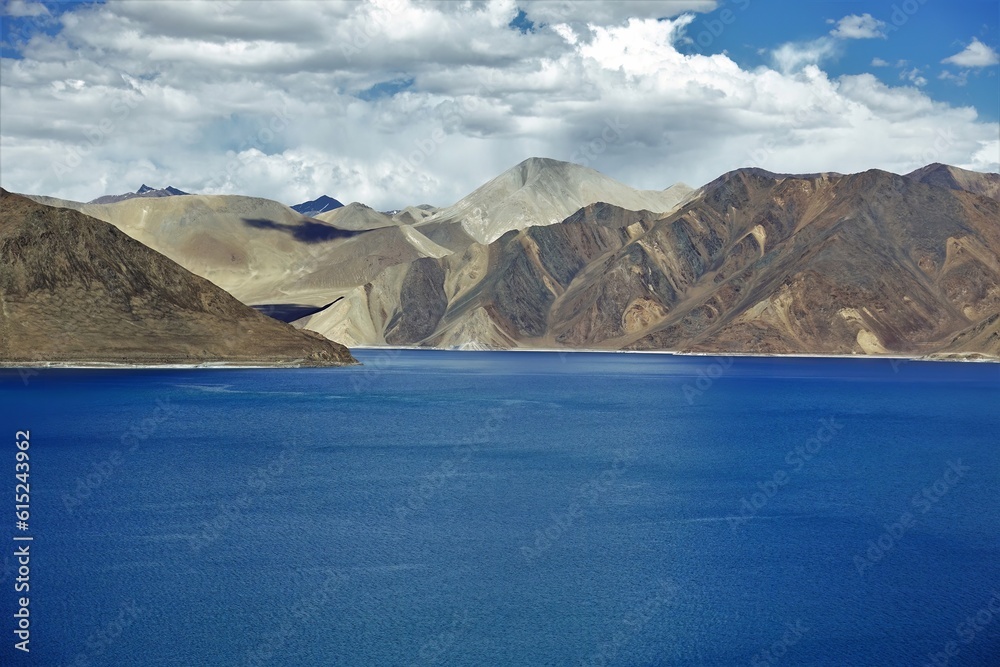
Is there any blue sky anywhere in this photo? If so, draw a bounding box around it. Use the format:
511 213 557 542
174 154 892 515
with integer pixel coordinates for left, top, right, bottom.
1 0 997 207
1 0 90 57
680 0 999 121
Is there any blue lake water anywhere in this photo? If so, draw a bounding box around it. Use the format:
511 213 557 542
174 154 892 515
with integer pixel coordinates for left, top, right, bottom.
1 351 998 666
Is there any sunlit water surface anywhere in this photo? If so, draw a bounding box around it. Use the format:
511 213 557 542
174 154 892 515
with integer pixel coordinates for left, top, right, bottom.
2 351 998 666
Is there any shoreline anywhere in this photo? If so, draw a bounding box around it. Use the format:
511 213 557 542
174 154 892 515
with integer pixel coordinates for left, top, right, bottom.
3 348 995 369
349 345 998 363
0 360 359 370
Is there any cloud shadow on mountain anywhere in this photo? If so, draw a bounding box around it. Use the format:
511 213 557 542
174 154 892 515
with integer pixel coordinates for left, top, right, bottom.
242 217 361 243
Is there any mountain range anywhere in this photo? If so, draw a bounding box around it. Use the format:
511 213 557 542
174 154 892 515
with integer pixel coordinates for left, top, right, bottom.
9 159 1000 361
0 189 355 366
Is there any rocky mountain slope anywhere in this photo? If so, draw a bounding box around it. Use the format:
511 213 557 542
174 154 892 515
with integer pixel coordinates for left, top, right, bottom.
296 166 1000 358
414 157 694 244
905 163 1000 202
12 159 997 359
0 190 355 366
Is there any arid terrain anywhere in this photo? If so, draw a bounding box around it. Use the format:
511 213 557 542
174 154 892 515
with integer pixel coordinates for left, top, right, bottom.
295 162 1000 359
0 189 355 366
9 160 1000 361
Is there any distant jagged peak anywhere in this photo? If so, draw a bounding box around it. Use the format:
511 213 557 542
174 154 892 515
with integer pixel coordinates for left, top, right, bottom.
89 184 188 205
291 194 344 217
129 184 187 196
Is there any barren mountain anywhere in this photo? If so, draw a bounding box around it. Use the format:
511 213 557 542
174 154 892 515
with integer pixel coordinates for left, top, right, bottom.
0 190 355 366
296 166 1000 359
414 157 694 244
15 159 998 359
315 202 399 231
17 191 463 307
905 163 1000 202
392 205 439 225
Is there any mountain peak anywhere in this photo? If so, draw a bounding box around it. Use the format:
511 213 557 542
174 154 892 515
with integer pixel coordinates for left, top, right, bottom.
88 185 189 205
905 162 1000 202
418 157 692 244
291 195 345 217
510 157 595 185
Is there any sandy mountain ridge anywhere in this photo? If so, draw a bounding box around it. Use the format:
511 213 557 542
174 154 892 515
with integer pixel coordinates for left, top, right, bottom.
0 189 355 366
19 158 694 307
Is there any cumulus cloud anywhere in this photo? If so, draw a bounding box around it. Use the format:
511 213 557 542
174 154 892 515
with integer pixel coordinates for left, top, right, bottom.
0 0 997 210
900 67 927 87
519 0 717 26
939 70 969 87
870 57 890 67
2 0 49 17
829 13 886 40
771 38 839 73
942 37 1000 68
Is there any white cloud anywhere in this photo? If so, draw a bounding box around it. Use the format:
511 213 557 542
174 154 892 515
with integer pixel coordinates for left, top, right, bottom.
829 13 886 40
939 70 969 87
942 38 1000 68
871 57 890 67
520 0 717 26
3 0 49 17
1 0 997 209
900 67 927 87
965 139 1000 172
771 38 838 73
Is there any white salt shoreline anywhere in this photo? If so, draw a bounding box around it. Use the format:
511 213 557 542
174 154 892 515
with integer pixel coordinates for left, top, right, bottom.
1 348 995 369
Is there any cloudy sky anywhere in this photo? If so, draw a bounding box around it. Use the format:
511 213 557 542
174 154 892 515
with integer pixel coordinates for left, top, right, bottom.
1 0 998 209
